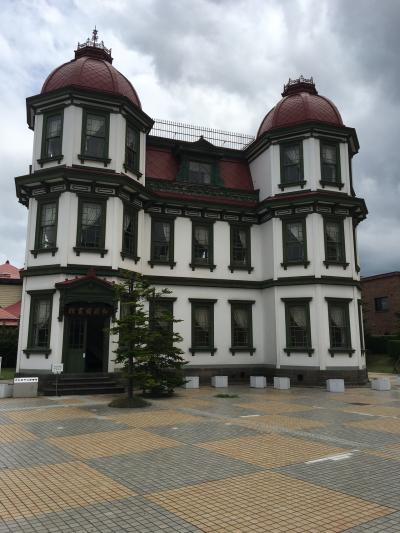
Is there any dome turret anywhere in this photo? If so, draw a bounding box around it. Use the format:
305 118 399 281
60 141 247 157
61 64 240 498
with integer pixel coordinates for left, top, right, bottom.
257 76 343 137
41 29 141 109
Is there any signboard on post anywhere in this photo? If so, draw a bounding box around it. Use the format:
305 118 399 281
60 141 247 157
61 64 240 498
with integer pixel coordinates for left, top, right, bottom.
52 364 64 374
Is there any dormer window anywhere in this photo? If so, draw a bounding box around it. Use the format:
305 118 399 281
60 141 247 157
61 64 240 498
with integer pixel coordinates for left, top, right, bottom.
125 123 140 173
38 111 63 166
279 141 305 189
79 110 110 165
188 161 212 184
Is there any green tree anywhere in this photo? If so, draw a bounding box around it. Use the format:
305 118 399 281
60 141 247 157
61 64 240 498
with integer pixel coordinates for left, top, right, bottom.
110 273 186 398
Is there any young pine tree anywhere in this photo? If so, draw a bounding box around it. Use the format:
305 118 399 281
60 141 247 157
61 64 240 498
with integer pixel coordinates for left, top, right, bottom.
111 273 186 398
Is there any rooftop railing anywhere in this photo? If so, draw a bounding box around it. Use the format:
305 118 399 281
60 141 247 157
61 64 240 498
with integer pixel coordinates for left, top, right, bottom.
149 119 255 150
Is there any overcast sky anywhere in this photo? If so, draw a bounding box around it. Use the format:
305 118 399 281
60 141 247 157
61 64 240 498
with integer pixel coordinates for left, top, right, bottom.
0 0 399 276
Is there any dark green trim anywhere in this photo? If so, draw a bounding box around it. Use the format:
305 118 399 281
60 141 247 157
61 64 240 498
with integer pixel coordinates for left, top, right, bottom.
190 219 215 271
319 139 342 188
352 223 360 273
32 196 59 257
79 108 110 166
189 299 217 355
279 140 304 188
326 298 353 356
149 215 175 268
75 195 108 255
282 297 313 356
229 223 253 273
323 216 348 269
24 291 54 358
229 301 255 355
281 217 309 269
121 203 139 263
39 109 64 166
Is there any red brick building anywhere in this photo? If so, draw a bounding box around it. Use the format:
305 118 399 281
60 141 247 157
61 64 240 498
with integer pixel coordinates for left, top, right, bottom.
361 272 400 335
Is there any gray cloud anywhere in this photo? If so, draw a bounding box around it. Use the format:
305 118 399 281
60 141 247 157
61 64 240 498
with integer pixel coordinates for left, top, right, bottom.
0 0 398 276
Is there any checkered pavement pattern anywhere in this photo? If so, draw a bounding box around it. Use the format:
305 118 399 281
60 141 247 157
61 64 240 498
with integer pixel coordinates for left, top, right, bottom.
0 373 399 532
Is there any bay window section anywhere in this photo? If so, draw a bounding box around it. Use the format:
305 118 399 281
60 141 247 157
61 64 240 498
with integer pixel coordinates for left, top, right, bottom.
320 141 343 188
281 218 309 269
282 298 313 356
149 217 175 268
32 199 58 257
190 221 215 271
24 290 55 356
229 224 253 273
121 205 139 262
79 110 110 165
326 298 354 356
124 123 140 174
323 218 348 268
74 198 108 256
279 141 305 189
229 300 255 355
189 299 217 355
38 111 63 165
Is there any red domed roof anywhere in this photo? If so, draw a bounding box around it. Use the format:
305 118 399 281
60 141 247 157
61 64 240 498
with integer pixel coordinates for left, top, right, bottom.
41 33 141 109
257 77 343 138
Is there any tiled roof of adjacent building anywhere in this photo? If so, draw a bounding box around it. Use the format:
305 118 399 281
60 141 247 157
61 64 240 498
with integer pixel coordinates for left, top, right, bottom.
0 261 21 280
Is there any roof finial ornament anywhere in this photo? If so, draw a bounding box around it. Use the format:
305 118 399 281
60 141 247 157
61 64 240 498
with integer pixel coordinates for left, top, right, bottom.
76 28 113 62
92 26 98 45
282 75 318 97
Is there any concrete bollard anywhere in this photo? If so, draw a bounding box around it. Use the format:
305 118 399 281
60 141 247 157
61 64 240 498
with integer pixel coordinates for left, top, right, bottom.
371 378 391 391
250 376 267 388
326 379 345 393
184 376 200 389
274 377 290 390
211 376 228 388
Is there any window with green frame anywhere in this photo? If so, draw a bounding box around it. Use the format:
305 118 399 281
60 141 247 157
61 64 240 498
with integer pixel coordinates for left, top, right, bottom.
190 221 215 271
125 123 140 173
357 300 365 353
282 298 313 356
149 298 175 336
149 217 175 267
80 110 110 163
320 141 343 187
24 291 54 355
121 205 139 261
177 158 221 186
229 224 253 273
229 300 255 354
279 141 305 188
75 197 107 256
189 299 217 355
281 218 309 268
326 298 354 355
39 111 63 164
32 199 58 256
323 217 348 268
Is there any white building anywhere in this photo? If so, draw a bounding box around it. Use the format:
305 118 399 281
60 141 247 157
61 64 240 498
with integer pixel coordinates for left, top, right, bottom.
15 32 368 385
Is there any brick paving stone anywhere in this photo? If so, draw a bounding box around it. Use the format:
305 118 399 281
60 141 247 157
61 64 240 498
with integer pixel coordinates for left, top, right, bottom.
297 424 400 449
147 471 394 533
24 417 130 438
146 420 261 443
283 408 376 423
88 445 263 494
279 452 400 510
343 510 400 532
0 440 73 469
0 496 203 532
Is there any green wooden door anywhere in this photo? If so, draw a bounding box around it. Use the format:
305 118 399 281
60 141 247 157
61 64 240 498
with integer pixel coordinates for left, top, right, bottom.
64 317 87 373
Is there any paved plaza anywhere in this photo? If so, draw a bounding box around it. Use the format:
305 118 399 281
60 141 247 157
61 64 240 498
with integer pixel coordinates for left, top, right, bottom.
0 375 399 532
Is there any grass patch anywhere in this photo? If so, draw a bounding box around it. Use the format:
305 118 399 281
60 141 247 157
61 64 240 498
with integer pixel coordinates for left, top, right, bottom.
109 396 151 408
214 393 239 398
0 368 15 380
366 354 396 373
